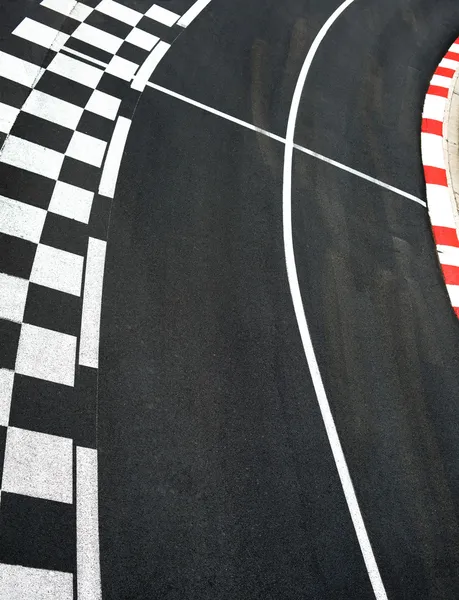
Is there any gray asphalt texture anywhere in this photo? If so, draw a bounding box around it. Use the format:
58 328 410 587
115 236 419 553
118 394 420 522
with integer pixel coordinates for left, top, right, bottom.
5 0 459 598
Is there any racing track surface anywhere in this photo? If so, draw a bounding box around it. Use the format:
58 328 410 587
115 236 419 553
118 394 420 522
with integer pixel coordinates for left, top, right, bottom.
97 1 459 599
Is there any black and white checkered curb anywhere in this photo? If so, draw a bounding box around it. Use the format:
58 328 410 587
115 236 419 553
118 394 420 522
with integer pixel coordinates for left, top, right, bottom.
0 0 211 596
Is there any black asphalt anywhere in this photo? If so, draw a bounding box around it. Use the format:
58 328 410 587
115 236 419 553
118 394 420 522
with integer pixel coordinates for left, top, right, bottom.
92 0 459 598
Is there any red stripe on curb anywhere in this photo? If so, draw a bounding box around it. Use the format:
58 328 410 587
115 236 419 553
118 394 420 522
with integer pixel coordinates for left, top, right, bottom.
454 307 459 319
432 226 459 247
424 166 448 185
422 118 443 135
441 264 459 285
435 66 456 78
445 51 459 62
427 85 449 98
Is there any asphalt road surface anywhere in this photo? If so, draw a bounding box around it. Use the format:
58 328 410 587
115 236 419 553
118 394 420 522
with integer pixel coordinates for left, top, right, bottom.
1 0 459 599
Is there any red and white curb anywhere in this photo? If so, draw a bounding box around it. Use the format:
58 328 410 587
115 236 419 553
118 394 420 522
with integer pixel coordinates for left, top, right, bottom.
421 37 459 318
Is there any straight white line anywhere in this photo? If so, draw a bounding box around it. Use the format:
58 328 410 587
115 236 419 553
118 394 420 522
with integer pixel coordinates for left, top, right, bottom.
146 82 424 206
177 0 212 27
77 446 102 600
99 116 132 198
293 143 426 207
283 1 388 598
131 41 170 91
61 46 108 68
146 82 285 142
79 237 107 368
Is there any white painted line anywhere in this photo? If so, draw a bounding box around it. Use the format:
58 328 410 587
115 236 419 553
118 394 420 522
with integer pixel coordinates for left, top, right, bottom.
146 82 425 206
0 564 73 600
77 446 102 600
79 237 107 368
177 0 212 27
66 131 107 168
41 0 93 21
16 323 77 386
49 180 94 223
0 102 20 135
0 50 43 88
0 135 64 180
23 89 84 130
126 28 159 52
131 41 170 91
99 116 131 198
30 243 84 296
0 368 14 426
96 0 141 25
48 52 103 88
0 194 47 243
145 4 179 26
2 426 73 502
0 273 29 323
73 22 123 54
13 18 69 52
293 143 427 207
282 1 388 598
106 55 138 81
62 46 108 68
146 82 285 142
86 89 121 121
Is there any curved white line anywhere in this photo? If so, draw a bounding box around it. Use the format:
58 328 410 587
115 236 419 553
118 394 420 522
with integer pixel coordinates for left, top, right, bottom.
282 1 389 599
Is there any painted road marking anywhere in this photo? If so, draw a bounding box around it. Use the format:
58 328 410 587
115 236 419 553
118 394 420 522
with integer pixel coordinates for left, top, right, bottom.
131 41 171 91
145 4 180 27
86 89 121 121
106 54 138 81
40 0 93 22
79 237 107 369
0 51 43 87
0 195 47 243
99 116 132 197
177 0 212 27
66 131 107 168
0 564 73 600
77 446 102 600
126 28 159 52
13 18 69 52
0 136 64 180
61 46 109 68
0 369 14 426
96 0 142 27
0 273 29 323
2 426 73 503
0 102 20 135
282 0 388 598
15 323 77 386
72 23 123 55
48 52 104 88
30 243 84 296
48 180 94 224
23 89 84 130
146 82 425 207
